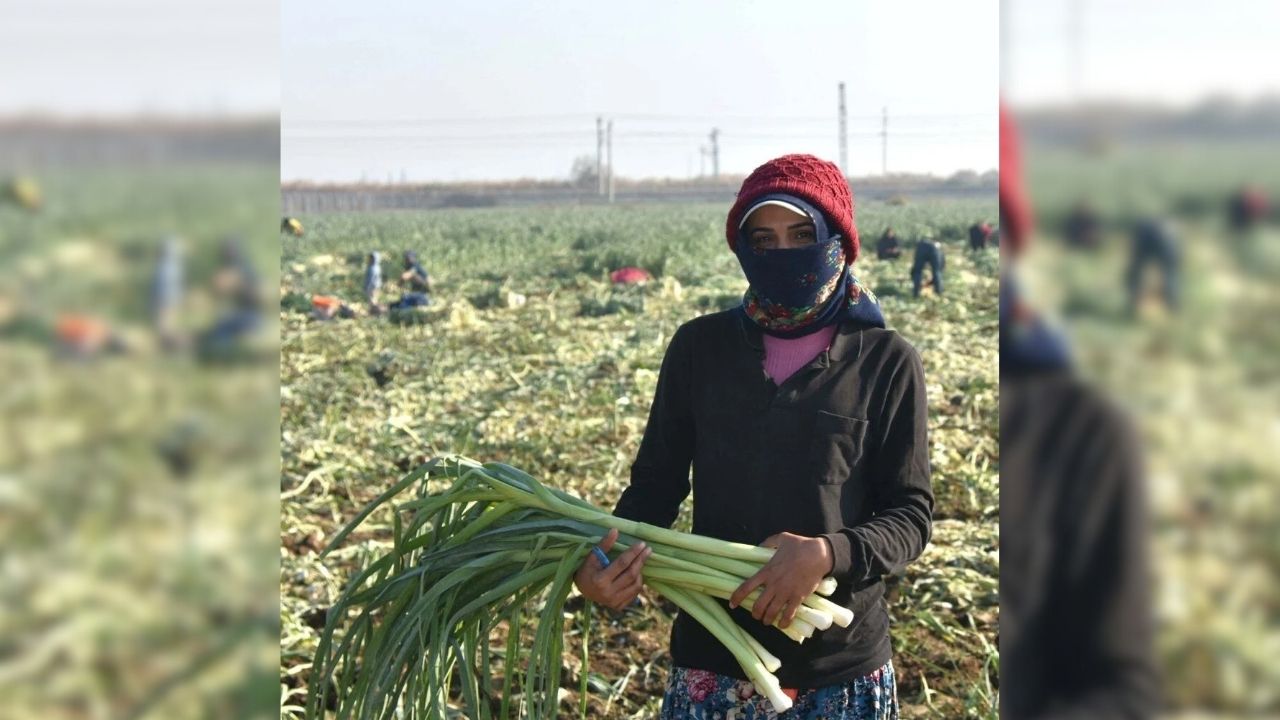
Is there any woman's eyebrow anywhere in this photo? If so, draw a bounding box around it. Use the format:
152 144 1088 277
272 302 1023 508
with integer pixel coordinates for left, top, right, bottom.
788 221 816 230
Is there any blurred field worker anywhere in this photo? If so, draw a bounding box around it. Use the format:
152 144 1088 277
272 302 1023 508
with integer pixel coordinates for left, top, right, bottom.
999 104 1158 719
4 175 43 212
399 249 433 293
383 249 435 315
386 291 432 312
363 250 383 306
875 227 903 260
910 235 945 297
1227 185 1268 234
149 234 185 351
281 216 305 236
1063 200 1103 250
198 235 264 355
1125 216 1181 317
968 220 993 251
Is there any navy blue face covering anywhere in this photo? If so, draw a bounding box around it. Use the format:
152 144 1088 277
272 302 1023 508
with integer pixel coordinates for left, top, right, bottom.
734 193 885 338
1000 271 1071 373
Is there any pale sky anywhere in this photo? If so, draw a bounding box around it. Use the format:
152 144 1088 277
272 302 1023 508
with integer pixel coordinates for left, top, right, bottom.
1004 0 1280 108
0 0 279 117
281 0 999 183
6 1 1276 181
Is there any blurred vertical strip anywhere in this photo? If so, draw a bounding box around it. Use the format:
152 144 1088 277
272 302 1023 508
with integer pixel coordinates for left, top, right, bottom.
0 1 280 718
1003 1 1280 716
999 102 1159 720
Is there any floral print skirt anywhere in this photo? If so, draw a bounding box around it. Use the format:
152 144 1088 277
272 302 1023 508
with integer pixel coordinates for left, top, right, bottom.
660 661 897 720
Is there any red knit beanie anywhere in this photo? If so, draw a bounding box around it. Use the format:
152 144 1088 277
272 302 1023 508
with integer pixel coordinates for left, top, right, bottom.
726 154 859 264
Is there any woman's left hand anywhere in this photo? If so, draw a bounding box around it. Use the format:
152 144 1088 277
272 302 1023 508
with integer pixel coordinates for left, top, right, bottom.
729 532 834 628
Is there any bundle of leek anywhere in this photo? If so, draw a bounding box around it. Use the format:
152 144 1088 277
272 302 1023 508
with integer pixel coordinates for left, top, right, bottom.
307 456 851 718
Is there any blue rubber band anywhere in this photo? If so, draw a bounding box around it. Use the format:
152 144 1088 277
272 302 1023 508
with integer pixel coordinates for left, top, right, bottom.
591 546 611 568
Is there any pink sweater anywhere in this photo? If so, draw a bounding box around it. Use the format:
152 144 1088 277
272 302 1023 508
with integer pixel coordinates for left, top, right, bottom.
762 325 837 384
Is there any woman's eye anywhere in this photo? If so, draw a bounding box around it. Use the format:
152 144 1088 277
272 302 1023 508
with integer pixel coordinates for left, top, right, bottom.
751 235 774 249
795 231 815 243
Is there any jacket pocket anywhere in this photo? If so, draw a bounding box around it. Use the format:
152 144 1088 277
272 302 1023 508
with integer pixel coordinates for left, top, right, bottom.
809 410 868 485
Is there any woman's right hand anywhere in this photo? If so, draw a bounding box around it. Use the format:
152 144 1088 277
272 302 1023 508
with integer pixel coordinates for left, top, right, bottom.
573 528 652 611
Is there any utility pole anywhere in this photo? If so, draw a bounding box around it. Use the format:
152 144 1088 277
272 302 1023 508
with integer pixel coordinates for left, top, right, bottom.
838 82 848 176
606 119 615 203
596 116 604 196
880 107 888 175
711 126 721 178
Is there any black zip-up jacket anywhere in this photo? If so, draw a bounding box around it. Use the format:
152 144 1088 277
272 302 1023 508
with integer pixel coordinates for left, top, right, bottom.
613 309 933 688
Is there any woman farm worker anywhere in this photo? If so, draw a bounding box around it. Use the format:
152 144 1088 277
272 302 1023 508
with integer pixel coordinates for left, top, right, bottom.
574 155 933 719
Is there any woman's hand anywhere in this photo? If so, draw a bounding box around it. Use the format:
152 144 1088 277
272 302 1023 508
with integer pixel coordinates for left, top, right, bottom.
573 528 653 611
729 532 833 628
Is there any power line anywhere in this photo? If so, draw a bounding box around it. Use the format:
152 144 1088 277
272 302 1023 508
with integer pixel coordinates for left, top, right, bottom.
285 113 596 128
284 130 595 141
284 106 996 180
284 128 988 144
285 111 992 129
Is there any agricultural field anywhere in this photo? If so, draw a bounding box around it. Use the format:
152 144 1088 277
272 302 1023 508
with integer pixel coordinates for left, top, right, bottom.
279 198 999 718
1022 144 1280 714
0 167 280 719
